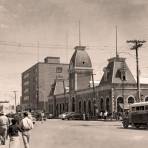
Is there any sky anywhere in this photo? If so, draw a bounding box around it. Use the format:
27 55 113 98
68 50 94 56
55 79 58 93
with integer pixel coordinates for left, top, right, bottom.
0 0 148 104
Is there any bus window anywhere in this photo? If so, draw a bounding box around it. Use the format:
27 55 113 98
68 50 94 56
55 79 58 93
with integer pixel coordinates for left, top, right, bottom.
139 106 144 110
132 107 136 111
136 106 140 111
145 105 148 110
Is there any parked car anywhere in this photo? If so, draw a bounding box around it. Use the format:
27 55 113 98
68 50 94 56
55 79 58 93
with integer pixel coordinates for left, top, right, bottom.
59 112 73 120
47 113 53 119
65 112 83 120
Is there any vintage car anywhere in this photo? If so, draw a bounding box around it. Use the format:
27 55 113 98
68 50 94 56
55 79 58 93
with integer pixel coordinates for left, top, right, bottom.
122 102 148 128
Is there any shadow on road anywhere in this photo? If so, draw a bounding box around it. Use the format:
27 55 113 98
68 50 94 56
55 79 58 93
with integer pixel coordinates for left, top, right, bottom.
71 124 121 127
117 126 148 131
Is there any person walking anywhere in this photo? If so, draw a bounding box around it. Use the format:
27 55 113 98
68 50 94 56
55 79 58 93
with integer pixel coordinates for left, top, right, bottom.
0 111 9 145
104 110 108 120
20 112 34 148
41 111 45 123
100 111 103 119
8 118 22 148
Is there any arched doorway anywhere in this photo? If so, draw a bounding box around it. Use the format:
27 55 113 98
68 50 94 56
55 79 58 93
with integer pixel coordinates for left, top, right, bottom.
117 97 123 112
83 101 86 113
100 98 104 111
79 101 82 113
88 100 91 114
72 97 75 112
128 96 135 104
60 104 62 114
145 96 148 102
56 104 59 116
106 98 110 112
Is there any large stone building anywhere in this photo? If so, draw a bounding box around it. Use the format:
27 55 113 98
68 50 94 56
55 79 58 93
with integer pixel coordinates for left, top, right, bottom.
21 57 69 112
48 46 148 117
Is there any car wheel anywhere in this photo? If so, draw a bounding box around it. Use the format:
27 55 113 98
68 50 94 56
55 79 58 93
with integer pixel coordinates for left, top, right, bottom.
134 123 140 128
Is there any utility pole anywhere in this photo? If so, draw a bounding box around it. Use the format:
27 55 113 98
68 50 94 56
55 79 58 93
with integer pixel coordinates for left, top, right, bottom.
121 61 126 113
13 91 17 112
127 40 146 102
62 79 67 112
91 73 97 117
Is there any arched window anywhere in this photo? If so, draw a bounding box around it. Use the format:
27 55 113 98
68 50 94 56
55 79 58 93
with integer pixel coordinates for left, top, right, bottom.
145 97 148 102
79 101 82 113
88 100 91 114
106 98 110 112
117 97 123 112
128 97 134 104
100 98 104 111
72 97 75 112
56 104 59 116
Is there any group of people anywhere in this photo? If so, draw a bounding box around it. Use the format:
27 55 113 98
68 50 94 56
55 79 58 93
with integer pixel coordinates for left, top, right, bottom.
99 110 109 120
0 111 34 148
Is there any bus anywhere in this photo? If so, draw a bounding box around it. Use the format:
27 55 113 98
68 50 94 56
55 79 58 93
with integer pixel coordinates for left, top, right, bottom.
122 102 148 128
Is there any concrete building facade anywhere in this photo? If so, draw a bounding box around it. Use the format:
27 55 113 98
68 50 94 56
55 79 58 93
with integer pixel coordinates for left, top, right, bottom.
21 57 69 112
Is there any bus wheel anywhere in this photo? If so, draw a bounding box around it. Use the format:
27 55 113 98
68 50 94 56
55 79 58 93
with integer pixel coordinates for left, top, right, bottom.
123 120 129 128
134 124 140 128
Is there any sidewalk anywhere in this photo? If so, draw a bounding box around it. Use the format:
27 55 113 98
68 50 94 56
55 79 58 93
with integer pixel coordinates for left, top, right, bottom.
0 139 9 148
0 135 24 148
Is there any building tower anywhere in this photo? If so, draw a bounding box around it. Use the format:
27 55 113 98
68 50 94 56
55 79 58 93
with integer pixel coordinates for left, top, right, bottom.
69 46 93 112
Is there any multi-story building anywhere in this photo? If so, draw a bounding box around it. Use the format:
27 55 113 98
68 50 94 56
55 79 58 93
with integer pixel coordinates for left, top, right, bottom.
21 57 69 112
49 46 148 117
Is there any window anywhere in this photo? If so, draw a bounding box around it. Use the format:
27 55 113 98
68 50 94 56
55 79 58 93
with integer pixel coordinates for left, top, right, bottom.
116 69 126 81
103 67 109 81
132 107 136 111
121 71 126 81
56 67 62 73
136 106 144 111
145 105 148 110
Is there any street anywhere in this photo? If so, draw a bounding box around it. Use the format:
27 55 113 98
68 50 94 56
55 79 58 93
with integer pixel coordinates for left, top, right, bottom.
2 119 148 148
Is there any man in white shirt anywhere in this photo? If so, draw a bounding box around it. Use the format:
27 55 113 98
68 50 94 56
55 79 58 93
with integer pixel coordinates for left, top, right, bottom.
0 111 9 145
20 112 33 148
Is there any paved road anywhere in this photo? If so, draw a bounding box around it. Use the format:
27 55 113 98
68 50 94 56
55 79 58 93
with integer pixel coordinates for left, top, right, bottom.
2 119 148 148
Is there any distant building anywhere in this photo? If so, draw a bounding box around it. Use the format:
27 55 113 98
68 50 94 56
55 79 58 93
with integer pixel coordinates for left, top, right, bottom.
21 57 69 112
0 101 14 114
49 46 148 118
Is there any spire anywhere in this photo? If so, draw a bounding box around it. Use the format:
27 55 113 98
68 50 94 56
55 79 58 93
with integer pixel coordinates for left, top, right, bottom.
79 20 81 46
115 26 118 58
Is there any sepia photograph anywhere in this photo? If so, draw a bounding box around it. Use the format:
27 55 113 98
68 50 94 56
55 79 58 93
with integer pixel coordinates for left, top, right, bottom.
0 0 148 148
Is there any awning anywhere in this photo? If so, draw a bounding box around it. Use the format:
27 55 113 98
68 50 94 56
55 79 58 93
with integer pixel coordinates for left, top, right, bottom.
119 103 130 110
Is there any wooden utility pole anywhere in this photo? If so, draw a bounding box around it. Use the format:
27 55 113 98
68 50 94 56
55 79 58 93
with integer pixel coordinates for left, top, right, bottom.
91 73 96 116
62 79 67 112
13 91 17 112
127 40 146 102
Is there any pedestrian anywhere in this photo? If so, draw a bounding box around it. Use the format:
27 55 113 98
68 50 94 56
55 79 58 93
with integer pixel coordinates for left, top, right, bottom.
104 110 108 120
100 111 103 119
0 111 9 145
20 112 34 148
41 111 45 123
8 118 22 148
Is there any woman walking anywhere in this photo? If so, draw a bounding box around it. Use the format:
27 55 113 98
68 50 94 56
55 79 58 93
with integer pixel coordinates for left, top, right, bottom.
8 119 22 148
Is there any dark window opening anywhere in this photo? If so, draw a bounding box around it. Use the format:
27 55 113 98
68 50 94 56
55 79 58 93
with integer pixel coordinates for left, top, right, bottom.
56 67 62 73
